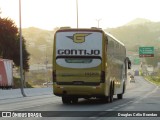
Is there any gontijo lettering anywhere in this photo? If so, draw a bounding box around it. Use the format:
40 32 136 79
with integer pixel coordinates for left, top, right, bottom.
57 49 100 55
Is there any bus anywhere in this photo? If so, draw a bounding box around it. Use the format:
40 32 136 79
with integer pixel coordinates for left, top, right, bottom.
53 27 131 104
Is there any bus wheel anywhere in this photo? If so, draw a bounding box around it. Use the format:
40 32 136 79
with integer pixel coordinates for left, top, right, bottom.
100 96 109 103
105 85 114 103
71 97 78 104
117 83 124 99
104 96 110 103
117 94 123 99
62 96 71 104
109 85 114 103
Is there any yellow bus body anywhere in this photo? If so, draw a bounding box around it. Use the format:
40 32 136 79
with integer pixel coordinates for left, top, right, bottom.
53 28 130 103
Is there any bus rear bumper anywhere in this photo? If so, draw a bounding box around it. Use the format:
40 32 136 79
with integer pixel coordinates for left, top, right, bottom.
53 83 108 98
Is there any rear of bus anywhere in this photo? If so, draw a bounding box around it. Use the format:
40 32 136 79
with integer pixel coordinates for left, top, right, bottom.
53 28 105 103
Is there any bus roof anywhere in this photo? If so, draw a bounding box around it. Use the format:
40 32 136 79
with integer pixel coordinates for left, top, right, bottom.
56 27 125 47
105 32 125 46
56 27 103 33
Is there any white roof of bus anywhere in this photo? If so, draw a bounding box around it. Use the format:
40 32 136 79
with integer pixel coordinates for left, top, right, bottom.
105 32 125 46
57 27 125 46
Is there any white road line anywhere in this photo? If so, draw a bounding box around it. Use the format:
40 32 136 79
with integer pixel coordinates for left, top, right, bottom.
119 104 126 107
89 117 97 119
105 109 115 111
133 86 159 103
105 100 134 111
113 106 119 109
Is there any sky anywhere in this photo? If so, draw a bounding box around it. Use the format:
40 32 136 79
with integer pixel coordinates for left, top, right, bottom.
0 0 160 30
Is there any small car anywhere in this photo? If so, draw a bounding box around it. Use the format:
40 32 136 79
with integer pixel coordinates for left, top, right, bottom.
43 82 53 86
130 75 135 83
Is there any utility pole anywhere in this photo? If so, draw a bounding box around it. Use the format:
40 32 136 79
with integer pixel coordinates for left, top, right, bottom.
45 48 48 87
19 0 26 97
96 19 101 28
76 0 79 28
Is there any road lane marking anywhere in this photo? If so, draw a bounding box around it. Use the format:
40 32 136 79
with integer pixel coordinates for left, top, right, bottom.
113 106 119 109
133 86 159 103
105 109 115 111
105 100 135 111
89 117 97 119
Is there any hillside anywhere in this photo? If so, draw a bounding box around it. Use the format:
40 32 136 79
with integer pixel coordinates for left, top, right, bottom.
22 19 160 65
22 27 56 64
125 18 152 26
105 19 160 51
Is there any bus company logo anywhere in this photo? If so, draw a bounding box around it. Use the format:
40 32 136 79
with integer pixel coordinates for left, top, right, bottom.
67 33 91 43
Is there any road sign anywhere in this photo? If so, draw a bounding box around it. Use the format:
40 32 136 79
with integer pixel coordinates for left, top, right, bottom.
139 47 154 57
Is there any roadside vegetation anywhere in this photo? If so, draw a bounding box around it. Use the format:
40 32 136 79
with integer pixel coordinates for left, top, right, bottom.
0 17 30 71
145 71 160 86
25 70 52 88
13 77 33 88
139 68 160 86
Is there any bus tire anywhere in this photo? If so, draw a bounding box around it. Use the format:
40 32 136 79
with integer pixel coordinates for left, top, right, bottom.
71 97 78 104
117 94 123 99
109 84 114 103
105 84 114 103
122 82 126 94
106 96 110 103
101 96 109 103
62 96 71 104
117 82 125 99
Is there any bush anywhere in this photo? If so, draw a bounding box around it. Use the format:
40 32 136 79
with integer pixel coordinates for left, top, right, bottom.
13 77 33 89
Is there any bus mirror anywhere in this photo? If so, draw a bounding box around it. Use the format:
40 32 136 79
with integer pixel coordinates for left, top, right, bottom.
128 60 131 69
125 57 131 69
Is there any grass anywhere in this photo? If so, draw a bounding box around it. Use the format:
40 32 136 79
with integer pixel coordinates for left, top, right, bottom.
145 76 160 86
13 77 33 88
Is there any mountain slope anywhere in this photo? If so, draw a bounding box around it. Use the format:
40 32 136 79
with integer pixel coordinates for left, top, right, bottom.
125 18 152 26
22 19 160 64
105 20 160 51
22 27 55 64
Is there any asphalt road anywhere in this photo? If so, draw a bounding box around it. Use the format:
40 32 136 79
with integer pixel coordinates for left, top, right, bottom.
0 76 160 120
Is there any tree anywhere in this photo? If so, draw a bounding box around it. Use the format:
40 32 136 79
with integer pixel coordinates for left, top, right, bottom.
0 17 18 58
0 17 30 71
14 35 30 71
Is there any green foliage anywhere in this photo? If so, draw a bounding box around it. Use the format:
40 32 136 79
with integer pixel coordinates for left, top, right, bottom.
26 71 52 87
22 27 54 64
145 48 160 67
0 17 18 58
0 17 30 71
145 76 160 86
14 35 30 71
105 19 160 51
13 77 33 88
105 19 160 67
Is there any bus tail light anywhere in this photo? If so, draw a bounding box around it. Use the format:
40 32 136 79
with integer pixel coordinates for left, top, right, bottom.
53 70 56 82
101 71 105 83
